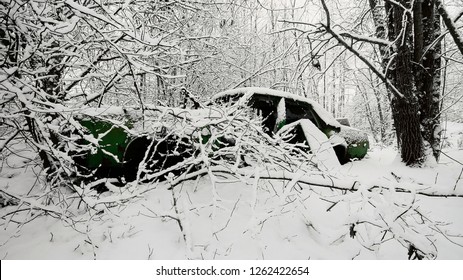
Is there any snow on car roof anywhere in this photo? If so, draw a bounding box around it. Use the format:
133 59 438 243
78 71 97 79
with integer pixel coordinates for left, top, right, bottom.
212 87 341 128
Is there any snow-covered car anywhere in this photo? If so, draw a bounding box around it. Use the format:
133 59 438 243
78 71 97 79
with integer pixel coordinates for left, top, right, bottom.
210 87 369 164
67 87 368 189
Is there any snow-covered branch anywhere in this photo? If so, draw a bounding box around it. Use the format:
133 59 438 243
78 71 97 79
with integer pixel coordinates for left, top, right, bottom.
435 0 463 57
170 164 463 198
337 31 391 46
319 0 403 99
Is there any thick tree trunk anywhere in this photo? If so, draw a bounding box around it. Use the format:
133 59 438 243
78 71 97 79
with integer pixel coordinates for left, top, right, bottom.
415 0 442 160
368 0 387 56
387 1 425 165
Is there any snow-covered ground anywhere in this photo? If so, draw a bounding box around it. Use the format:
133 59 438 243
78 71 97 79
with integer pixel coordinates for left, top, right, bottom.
1 123 462 260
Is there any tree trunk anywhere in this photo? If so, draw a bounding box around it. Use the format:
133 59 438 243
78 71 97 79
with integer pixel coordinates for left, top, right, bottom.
370 73 387 143
387 1 425 165
415 0 442 160
360 84 379 142
332 63 337 117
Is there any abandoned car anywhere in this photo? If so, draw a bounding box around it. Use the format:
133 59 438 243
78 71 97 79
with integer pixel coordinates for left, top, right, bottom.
68 87 369 187
211 87 369 164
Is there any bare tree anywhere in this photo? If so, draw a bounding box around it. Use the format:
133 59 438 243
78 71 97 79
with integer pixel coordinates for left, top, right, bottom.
0 0 219 180
311 0 448 165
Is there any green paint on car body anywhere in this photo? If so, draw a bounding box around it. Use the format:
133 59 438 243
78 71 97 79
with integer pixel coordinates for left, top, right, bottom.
79 119 130 168
347 140 369 160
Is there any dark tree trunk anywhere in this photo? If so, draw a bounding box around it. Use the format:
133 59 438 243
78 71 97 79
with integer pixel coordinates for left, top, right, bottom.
416 0 442 160
367 0 442 165
387 1 425 165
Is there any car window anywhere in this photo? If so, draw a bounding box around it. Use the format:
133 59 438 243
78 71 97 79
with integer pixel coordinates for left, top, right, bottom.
213 93 243 106
286 123 307 145
285 99 321 128
248 94 281 135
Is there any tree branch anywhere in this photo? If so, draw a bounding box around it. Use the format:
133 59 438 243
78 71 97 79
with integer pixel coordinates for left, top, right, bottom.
319 0 403 99
0 130 20 153
338 31 391 46
435 0 463 57
170 166 463 198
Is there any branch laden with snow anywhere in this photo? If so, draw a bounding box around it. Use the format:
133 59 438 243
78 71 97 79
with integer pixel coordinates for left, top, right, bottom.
435 0 463 58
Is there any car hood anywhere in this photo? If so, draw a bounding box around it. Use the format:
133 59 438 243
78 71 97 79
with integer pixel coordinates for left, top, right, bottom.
337 125 369 144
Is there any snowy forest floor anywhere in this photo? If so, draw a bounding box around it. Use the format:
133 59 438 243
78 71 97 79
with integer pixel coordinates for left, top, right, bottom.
1 122 462 260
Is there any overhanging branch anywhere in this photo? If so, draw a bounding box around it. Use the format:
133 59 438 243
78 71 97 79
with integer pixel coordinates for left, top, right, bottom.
319 0 403 99
435 0 463 57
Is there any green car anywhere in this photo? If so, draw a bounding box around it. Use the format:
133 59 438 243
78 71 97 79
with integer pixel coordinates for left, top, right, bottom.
211 87 369 164
69 87 368 189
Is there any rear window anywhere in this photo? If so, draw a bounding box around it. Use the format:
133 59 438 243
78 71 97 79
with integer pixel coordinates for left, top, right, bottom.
285 99 321 128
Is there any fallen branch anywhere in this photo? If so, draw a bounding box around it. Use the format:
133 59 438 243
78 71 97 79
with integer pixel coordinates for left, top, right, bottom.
0 189 20 207
0 130 20 153
0 189 64 218
170 166 463 198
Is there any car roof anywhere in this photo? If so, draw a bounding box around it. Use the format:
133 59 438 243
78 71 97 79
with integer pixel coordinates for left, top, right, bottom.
212 87 341 128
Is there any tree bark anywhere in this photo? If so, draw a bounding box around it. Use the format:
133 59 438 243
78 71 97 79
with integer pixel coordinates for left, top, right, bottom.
387 1 425 165
415 0 442 160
